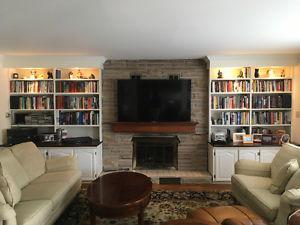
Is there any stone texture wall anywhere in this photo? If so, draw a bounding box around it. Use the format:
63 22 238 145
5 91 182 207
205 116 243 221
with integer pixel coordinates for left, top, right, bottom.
102 59 209 171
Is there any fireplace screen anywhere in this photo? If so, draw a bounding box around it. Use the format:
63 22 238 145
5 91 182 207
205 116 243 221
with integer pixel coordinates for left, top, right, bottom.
132 136 179 170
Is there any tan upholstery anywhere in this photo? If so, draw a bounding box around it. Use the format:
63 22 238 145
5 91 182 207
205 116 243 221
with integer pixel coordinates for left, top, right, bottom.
0 148 29 189
0 142 81 225
232 143 300 225
270 159 299 194
235 160 271 177
10 142 46 182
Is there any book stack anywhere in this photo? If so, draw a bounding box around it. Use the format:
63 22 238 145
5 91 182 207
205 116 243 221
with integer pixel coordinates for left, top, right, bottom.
24 114 53 125
252 111 290 125
252 80 292 92
211 80 250 92
211 95 249 109
56 81 98 93
59 111 99 125
56 96 99 109
10 81 54 93
252 95 291 108
10 96 53 109
219 112 250 125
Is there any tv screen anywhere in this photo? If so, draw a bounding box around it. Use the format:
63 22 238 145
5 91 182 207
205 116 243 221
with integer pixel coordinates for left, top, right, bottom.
117 79 191 122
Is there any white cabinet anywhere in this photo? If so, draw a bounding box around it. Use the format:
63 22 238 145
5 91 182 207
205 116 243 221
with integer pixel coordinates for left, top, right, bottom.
38 145 102 181
215 148 238 181
209 144 281 182
239 148 259 161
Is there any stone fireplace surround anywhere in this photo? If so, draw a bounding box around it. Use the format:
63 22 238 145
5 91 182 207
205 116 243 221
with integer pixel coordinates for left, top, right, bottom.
102 59 209 172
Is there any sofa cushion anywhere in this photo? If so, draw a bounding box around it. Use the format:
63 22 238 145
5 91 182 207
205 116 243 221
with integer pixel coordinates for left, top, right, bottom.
271 144 300 179
231 174 272 194
270 159 298 194
0 190 6 204
246 189 280 221
11 142 45 182
0 163 21 207
286 169 300 190
0 148 29 189
31 170 81 185
15 200 52 225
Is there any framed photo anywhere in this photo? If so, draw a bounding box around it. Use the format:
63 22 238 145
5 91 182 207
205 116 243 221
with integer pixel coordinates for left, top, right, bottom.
243 134 253 144
233 133 245 143
253 134 262 143
262 134 281 145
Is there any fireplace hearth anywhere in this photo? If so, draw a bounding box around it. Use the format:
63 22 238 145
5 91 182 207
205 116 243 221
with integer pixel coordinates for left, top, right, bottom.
132 136 180 170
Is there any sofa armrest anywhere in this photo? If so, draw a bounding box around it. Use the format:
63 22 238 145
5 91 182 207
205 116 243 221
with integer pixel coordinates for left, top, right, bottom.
46 156 79 173
0 203 17 225
275 189 300 225
234 159 271 177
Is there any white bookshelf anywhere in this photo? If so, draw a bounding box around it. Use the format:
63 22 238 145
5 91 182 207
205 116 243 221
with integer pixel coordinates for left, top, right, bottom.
209 66 293 141
9 67 102 139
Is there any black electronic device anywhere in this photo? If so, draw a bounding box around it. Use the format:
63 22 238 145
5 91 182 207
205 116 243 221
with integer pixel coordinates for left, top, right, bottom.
7 128 38 145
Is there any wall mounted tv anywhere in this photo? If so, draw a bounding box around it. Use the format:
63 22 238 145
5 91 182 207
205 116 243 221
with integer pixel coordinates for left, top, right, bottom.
117 79 191 122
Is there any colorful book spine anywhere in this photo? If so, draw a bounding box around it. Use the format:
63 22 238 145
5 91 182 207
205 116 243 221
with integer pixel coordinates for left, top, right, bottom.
56 81 98 93
10 81 53 93
59 111 99 125
56 96 99 109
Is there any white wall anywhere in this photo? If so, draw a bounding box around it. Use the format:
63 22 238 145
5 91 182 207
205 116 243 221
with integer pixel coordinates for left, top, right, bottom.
0 56 10 144
292 61 300 144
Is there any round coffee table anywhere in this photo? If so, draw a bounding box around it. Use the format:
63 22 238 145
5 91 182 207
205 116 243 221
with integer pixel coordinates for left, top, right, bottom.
87 171 152 225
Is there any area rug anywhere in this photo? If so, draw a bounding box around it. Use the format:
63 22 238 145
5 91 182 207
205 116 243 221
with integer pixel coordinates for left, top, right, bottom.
55 190 237 225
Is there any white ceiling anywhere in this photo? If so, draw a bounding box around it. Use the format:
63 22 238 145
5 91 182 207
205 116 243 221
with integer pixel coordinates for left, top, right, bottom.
0 0 300 59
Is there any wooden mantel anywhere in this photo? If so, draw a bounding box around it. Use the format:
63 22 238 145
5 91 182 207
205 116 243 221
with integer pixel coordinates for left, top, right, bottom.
111 122 198 133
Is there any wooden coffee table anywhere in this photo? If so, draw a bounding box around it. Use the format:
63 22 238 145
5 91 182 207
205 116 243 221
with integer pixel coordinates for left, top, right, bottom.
87 171 152 225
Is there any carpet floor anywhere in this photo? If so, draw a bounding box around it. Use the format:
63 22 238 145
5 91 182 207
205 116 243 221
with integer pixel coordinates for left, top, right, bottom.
55 190 237 225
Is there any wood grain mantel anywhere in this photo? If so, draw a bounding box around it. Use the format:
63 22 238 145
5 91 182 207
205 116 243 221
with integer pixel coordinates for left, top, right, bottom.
111 122 198 133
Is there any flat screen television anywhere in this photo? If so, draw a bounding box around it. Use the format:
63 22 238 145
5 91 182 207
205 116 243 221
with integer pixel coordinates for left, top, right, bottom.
117 79 191 122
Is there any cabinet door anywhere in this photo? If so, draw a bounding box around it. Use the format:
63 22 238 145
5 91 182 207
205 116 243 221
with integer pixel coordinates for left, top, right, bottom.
38 147 48 159
75 148 96 181
47 148 74 159
215 148 238 182
260 147 281 163
239 148 259 161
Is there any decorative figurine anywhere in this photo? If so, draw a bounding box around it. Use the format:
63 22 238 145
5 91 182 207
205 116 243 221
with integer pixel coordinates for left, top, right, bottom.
77 69 83 79
89 74 95 79
38 73 45 79
267 69 274 77
68 71 74 79
12 73 19 79
281 69 285 78
237 70 244 78
47 71 53 79
30 70 37 79
254 68 259 78
217 70 223 79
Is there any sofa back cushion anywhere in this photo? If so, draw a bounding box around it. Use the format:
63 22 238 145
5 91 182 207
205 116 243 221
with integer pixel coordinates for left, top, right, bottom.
0 148 30 189
11 142 45 182
270 159 298 194
0 163 21 207
286 169 300 190
271 144 300 179
0 190 6 204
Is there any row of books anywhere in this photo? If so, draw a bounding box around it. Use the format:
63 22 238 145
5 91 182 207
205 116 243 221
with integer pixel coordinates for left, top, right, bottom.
215 112 250 125
211 95 250 109
56 96 99 109
56 81 98 93
211 81 250 93
14 113 54 125
252 80 292 92
10 81 54 93
59 111 99 125
252 112 290 125
252 95 292 109
10 96 53 109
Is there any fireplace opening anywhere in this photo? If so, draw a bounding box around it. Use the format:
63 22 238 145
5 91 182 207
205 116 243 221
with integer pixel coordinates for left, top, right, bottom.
132 135 179 170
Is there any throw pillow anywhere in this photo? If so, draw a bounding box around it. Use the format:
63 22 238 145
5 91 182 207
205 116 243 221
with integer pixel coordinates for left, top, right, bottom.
270 159 299 194
286 169 300 190
0 163 21 207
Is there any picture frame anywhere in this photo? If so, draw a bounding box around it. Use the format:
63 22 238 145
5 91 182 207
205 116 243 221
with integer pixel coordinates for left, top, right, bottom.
262 134 281 145
233 132 245 143
243 134 253 144
253 134 262 143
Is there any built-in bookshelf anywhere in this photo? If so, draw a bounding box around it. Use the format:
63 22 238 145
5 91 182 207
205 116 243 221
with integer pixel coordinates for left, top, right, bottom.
9 68 102 139
209 66 293 140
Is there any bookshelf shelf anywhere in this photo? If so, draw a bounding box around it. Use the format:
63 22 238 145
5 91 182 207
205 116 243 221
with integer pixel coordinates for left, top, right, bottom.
9 68 102 139
209 66 293 141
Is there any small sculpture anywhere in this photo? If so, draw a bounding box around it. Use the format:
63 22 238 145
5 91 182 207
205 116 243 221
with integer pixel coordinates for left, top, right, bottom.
267 69 274 77
254 69 259 78
237 70 244 78
47 71 53 79
30 70 37 79
68 71 74 79
12 73 19 79
89 74 95 79
281 69 285 78
77 70 83 79
217 70 223 79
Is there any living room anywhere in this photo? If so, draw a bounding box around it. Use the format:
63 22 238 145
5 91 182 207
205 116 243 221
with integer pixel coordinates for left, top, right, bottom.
0 1 300 225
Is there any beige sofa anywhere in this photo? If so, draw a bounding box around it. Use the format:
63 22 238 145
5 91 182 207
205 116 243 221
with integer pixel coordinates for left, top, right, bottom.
0 142 81 225
232 143 300 225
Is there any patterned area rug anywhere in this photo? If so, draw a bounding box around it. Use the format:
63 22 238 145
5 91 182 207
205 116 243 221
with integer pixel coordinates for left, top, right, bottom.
55 190 237 225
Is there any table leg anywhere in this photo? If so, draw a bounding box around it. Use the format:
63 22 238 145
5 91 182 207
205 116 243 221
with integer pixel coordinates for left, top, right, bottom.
90 208 96 225
138 209 145 225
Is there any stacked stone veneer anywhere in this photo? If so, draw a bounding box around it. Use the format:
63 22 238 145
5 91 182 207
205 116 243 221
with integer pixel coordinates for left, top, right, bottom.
102 59 209 171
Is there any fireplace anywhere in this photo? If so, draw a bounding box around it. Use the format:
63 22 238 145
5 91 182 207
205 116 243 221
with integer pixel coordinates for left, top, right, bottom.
132 136 180 170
